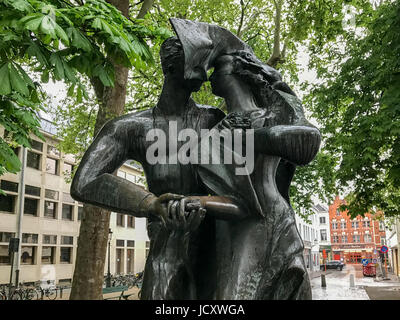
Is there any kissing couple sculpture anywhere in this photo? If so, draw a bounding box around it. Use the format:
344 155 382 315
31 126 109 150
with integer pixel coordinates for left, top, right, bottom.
71 18 321 300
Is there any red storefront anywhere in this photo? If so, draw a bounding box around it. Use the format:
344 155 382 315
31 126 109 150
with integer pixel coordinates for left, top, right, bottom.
329 197 386 264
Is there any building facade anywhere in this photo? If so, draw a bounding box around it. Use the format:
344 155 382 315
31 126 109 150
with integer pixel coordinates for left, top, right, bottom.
313 204 332 263
0 121 149 286
329 196 386 264
295 209 320 272
386 218 400 277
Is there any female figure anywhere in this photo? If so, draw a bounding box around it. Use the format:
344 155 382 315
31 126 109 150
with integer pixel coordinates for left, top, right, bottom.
179 51 321 300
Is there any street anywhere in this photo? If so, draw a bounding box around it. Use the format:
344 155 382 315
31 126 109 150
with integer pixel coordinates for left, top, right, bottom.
310 264 400 300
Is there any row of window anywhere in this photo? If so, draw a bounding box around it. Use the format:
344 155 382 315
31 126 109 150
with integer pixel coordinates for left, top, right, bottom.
331 221 371 229
13 140 74 176
0 232 73 245
0 193 82 221
0 180 82 220
331 234 373 243
298 224 316 242
0 245 73 265
116 213 135 228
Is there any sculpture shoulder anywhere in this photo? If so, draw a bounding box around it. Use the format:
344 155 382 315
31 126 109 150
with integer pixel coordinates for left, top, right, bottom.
99 108 154 135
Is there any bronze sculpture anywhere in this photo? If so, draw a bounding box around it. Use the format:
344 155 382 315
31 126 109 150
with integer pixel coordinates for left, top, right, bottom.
71 18 321 300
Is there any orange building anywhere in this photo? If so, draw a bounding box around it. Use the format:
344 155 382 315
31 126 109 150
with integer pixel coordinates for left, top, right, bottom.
329 197 387 264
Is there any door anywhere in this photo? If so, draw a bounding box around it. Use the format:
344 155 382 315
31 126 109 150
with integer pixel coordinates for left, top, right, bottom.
127 249 134 274
116 248 124 274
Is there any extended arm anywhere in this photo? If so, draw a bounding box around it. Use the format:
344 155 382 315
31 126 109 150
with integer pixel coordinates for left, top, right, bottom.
254 125 321 166
70 117 156 217
254 88 321 166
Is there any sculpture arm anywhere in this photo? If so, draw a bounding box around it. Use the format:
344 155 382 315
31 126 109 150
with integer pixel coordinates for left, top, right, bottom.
183 196 249 221
254 125 321 166
70 117 156 217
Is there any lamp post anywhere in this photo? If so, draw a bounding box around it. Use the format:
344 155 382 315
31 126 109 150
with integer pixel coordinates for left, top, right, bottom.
106 228 113 288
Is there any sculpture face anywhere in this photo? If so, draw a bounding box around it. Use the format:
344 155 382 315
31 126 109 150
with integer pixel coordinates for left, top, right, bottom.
209 55 237 97
160 37 203 92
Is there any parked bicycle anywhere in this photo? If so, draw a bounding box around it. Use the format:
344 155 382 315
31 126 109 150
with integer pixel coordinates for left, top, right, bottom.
34 280 58 300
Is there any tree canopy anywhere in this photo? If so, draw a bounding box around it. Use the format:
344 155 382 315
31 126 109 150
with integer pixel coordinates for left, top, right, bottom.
305 0 400 218
0 0 168 177
2 0 399 220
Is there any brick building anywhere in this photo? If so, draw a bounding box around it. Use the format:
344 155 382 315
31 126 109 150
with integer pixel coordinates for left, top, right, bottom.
329 196 387 264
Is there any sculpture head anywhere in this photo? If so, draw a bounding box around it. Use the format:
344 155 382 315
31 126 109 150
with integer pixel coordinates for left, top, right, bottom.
160 37 203 92
210 51 282 99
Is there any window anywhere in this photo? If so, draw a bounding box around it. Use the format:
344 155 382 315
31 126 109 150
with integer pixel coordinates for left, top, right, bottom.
31 140 43 152
62 204 73 220
22 233 38 244
0 232 15 243
0 245 11 265
78 206 83 221
47 145 60 157
341 221 346 229
381 237 386 245
363 221 370 228
21 246 36 265
379 221 385 231
336 209 341 216
319 217 326 224
27 151 41 170
46 157 58 175
126 173 136 183
364 234 372 243
117 214 125 227
41 247 56 264
63 163 73 176
60 247 72 264
24 198 39 216
332 222 338 230
352 235 361 243
332 235 339 243
25 185 40 197
45 189 59 200
351 221 359 229
1 180 18 193
61 236 73 245
116 239 124 247
43 235 57 245
44 201 57 219
127 240 135 247
127 216 135 228
320 230 327 241
0 194 16 213
341 235 347 243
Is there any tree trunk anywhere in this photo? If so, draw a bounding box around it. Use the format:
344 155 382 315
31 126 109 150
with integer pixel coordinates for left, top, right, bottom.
70 0 153 300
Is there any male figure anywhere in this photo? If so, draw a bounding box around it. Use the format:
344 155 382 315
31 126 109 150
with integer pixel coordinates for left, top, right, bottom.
71 37 225 299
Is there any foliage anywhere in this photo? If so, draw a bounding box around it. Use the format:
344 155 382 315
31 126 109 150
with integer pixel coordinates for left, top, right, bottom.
305 0 400 218
47 0 400 220
0 0 166 178
53 0 355 218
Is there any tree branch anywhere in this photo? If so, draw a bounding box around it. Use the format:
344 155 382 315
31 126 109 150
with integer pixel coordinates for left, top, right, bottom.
136 0 155 19
236 0 246 37
267 0 283 68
